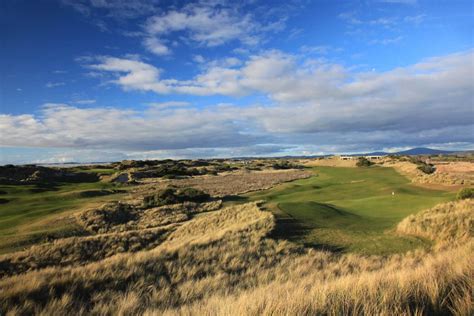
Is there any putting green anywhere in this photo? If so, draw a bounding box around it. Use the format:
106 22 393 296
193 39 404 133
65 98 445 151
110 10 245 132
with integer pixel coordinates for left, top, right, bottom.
244 166 454 255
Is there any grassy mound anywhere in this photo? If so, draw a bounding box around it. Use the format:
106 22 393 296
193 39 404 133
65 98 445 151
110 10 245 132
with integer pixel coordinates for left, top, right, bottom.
397 199 473 244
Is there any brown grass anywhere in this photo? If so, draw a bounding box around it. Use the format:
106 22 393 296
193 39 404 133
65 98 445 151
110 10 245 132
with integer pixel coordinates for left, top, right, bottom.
136 169 312 197
1 197 472 315
434 162 474 174
303 157 357 167
386 161 474 186
0 225 172 278
397 199 473 245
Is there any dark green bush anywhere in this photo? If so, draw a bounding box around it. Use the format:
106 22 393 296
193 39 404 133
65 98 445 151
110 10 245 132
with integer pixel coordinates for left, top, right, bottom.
178 188 210 203
356 157 373 167
143 187 210 208
456 188 474 200
272 160 303 170
272 161 292 169
417 163 436 174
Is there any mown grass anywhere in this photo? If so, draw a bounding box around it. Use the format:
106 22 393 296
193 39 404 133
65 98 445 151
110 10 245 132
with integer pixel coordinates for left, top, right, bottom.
71 167 117 176
0 181 131 254
243 166 455 254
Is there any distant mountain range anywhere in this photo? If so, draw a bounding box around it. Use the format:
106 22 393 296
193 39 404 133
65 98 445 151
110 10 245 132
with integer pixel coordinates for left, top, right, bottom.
359 147 456 156
275 147 463 159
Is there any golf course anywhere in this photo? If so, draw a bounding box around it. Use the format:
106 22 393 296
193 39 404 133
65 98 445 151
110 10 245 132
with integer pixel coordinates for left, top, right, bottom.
243 166 455 255
0 179 129 254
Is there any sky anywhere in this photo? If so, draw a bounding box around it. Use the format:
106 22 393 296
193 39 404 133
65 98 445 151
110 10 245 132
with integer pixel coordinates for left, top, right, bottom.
0 0 473 164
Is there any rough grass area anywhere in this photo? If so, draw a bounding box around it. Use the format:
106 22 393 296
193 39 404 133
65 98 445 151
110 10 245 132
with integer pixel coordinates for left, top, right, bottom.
0 181 131 254
0 200 471 315
397 199 473 244
165 169 312 196
243 166 454 254
0 161 470 315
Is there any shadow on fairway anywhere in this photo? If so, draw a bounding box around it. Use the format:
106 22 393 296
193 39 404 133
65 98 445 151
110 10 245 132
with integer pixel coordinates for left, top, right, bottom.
29 183 60 193
222 195 249 203
268 204 346 253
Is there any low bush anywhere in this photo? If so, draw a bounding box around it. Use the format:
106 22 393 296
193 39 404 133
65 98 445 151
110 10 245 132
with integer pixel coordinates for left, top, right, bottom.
456 187 474 200
143 187 210 208
272 161 303 170
356 157 373 167
417 163 436 174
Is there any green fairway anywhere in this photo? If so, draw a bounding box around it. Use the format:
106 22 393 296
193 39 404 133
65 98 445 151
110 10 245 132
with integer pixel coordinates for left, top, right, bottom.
0 181 131 254
243 166 454 255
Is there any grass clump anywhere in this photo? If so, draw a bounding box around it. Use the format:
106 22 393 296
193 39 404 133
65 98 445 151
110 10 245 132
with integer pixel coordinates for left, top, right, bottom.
408 157 436 174
79 202 136 233
456 187 474 200
417 163 436 174
272 160 302 170
356 157 374 167
397 199 473 244
143 187 210 208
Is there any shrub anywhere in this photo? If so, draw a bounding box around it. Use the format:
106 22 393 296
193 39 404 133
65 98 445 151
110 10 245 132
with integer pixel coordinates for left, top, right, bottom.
143 187 210 208
272 161 303 170
456 188 474 200
179 187 211 203
417 163 436 174
272 161 291 169
356 157 373 167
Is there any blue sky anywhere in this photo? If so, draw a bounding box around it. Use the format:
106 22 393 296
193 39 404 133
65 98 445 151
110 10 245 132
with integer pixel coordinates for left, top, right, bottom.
1 0 473 163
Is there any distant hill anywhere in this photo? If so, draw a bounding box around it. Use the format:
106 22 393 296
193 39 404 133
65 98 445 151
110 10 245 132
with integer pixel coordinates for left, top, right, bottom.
394 147 454 155
347 147 457 157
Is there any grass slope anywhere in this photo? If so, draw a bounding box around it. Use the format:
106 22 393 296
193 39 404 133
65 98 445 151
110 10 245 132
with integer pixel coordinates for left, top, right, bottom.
0 181 130 254
244 166 454 255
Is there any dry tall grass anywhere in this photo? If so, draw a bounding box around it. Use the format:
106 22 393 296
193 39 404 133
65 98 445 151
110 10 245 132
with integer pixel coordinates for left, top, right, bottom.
1 199 472 315
397 199 473 244
304 157 357 167
137 169 312 197
386 161 474 186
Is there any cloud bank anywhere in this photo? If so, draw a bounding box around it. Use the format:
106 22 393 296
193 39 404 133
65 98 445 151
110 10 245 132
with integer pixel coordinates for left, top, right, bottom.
1 50 473 161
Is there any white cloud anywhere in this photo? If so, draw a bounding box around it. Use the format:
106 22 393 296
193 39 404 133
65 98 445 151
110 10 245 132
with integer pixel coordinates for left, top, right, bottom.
88 56 170 93
45 82 66 88
63 1 290 56
369 36 403 45
193 55 206 63
300 45 332 55
3 50 472 158
144 5 256 47
74 99 96 105
146 101 191 109
0 103 260 151
86 50 473 114
404 14 426 25
141 2 285 55
143 37 171 56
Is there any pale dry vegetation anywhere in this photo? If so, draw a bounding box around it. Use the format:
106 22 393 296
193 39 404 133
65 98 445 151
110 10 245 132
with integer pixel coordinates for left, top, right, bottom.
0 226 171 278
397 199 473 245
137 169 312 197
304 157 357 167
1 195 472 315
386 161 474 186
